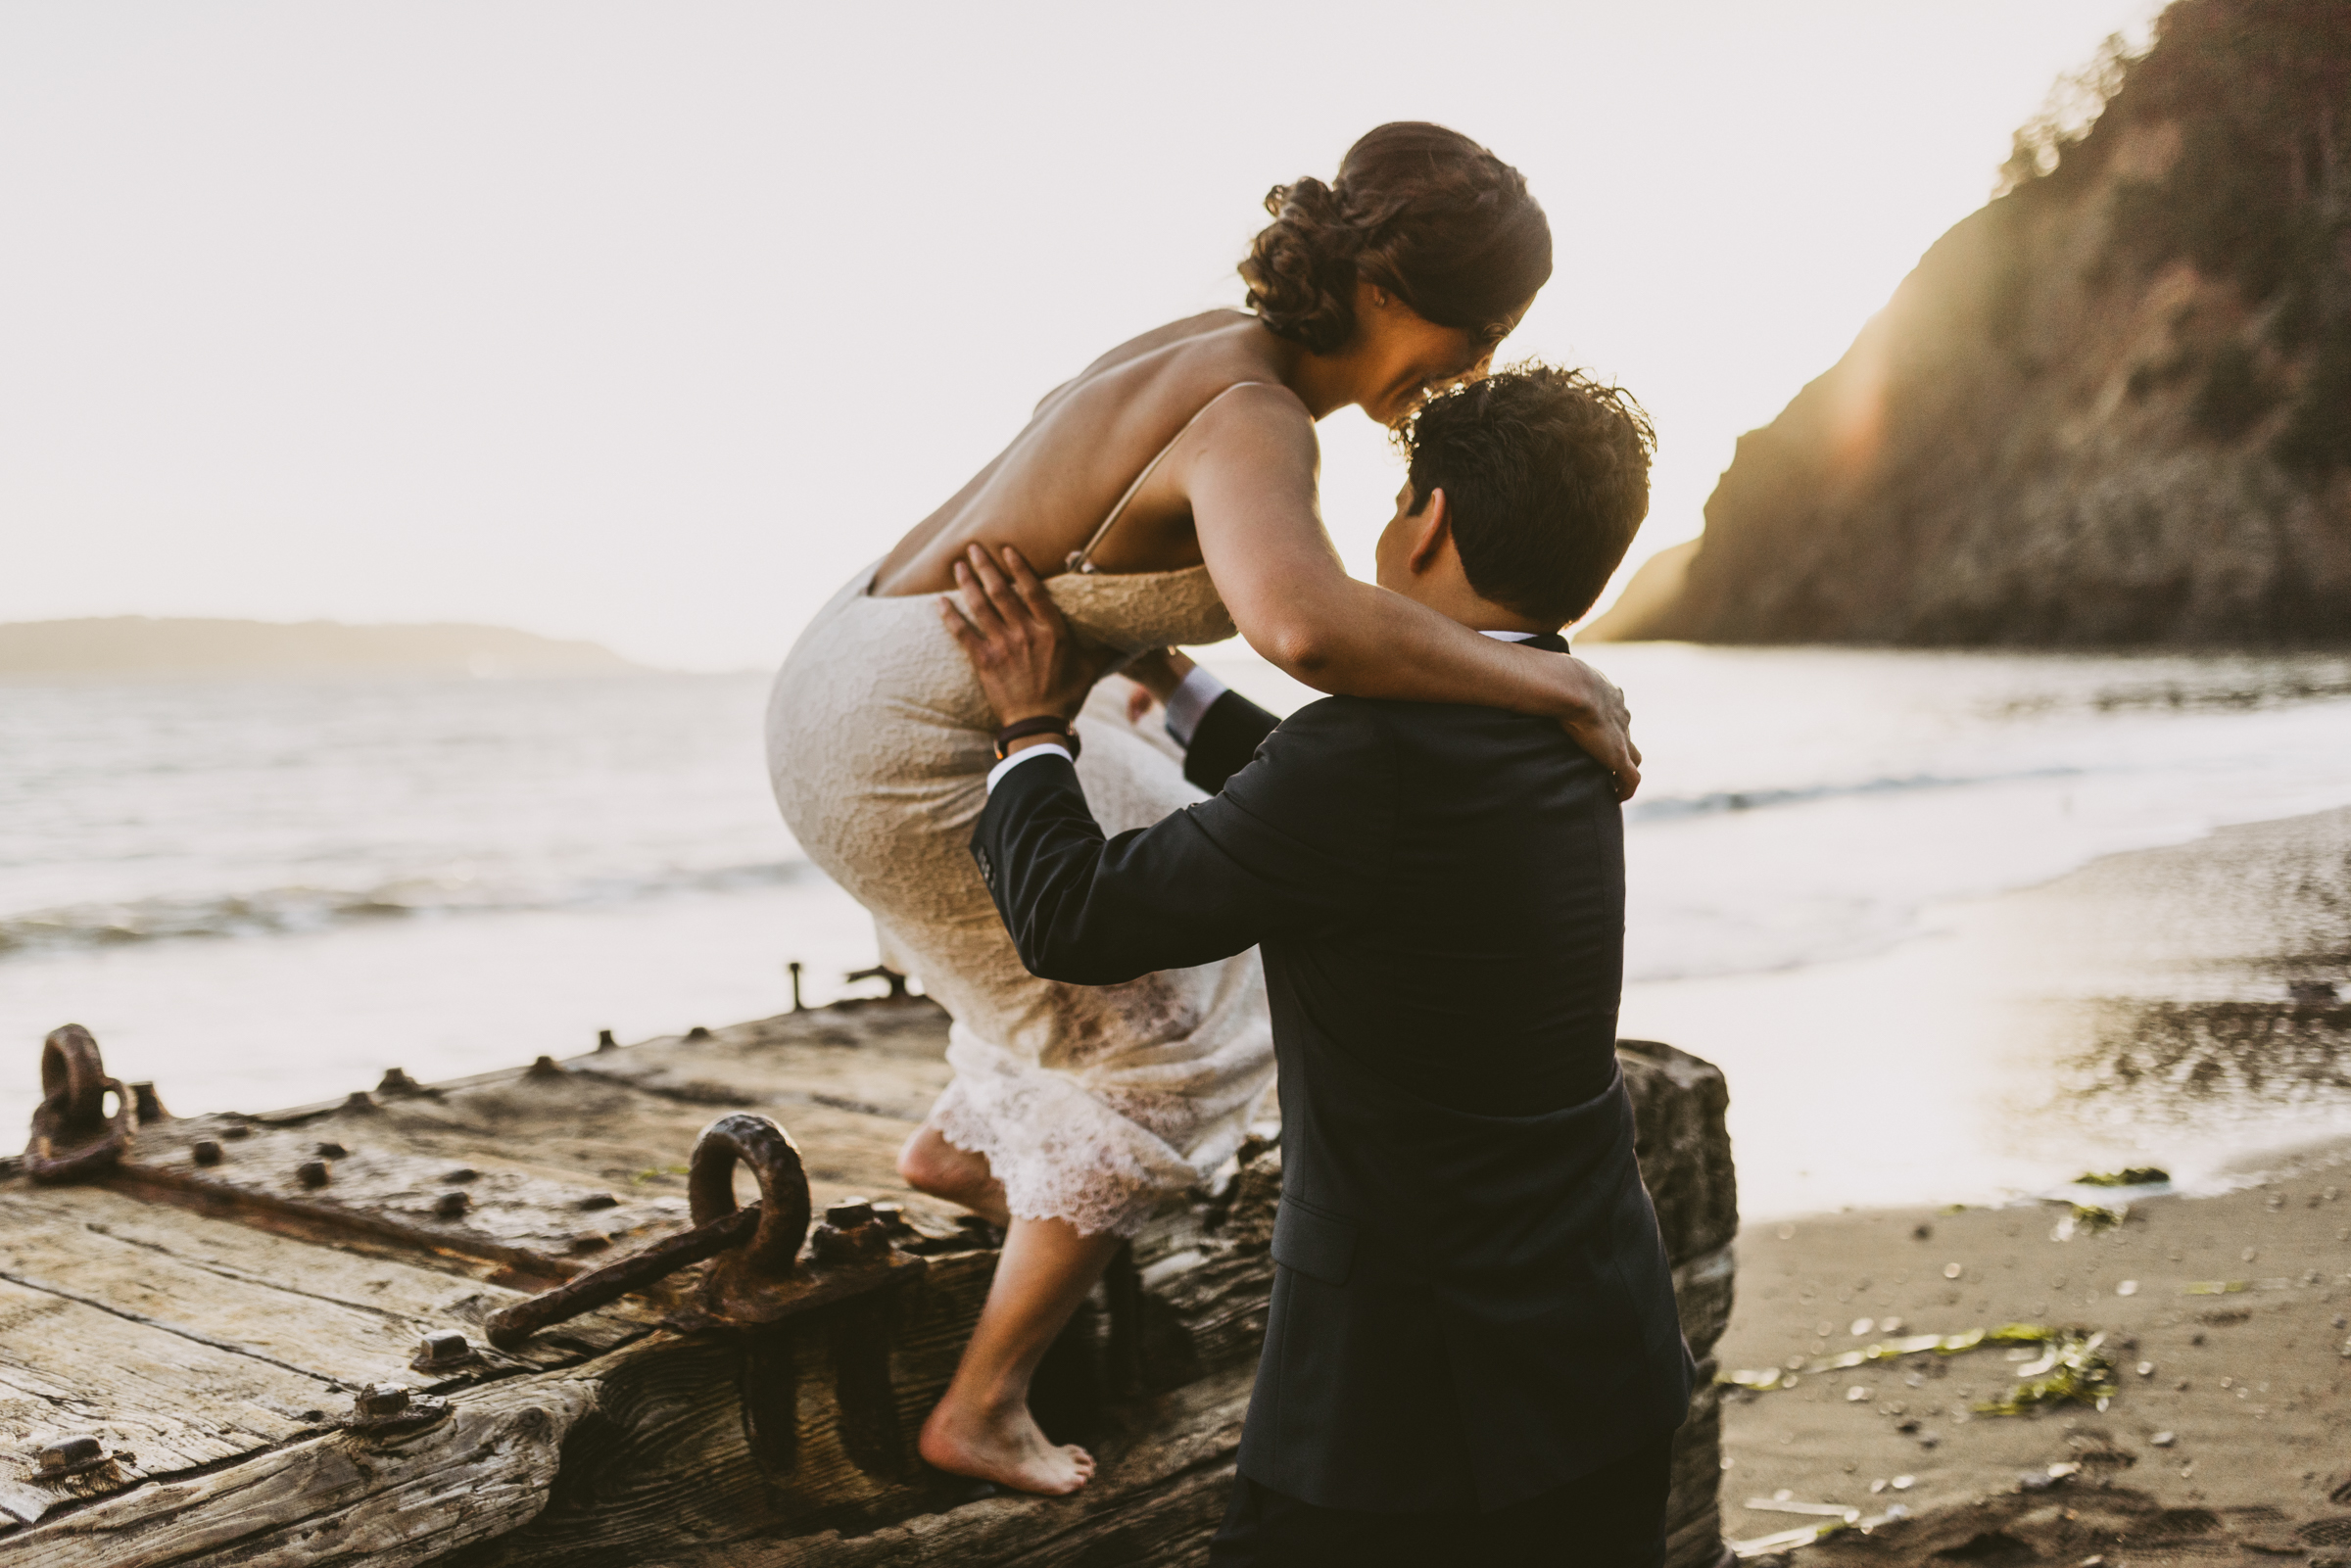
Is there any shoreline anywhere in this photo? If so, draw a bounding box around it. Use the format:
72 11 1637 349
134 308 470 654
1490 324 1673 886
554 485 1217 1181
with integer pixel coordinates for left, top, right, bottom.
1619 803 2351 1220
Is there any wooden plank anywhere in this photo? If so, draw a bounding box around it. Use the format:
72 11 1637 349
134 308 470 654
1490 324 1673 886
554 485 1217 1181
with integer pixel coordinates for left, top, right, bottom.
5 1371 600 1568
624 1364 1255 1568
0 1186 659 1369
579 1002 956 1125
0 1278 335 1509
117 1109 694 1278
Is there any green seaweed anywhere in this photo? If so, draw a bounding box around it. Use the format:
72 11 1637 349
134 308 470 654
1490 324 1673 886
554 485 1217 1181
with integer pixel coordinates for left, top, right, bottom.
1972 1329 2119 1416
1718 1323 2092 1395
2074 1166 2169 1187
2069 1203 2126 1232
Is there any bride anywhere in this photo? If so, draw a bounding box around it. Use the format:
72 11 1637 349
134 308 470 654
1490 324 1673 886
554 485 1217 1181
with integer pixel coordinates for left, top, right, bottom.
766 121 1638 1496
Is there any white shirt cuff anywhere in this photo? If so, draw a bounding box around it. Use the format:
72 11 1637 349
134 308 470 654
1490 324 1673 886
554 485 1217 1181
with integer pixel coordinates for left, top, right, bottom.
984 741 1073 793
1162 664 1231 748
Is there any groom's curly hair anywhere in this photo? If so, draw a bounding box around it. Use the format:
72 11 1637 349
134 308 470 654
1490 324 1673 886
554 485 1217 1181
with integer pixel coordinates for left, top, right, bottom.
1400 364 1655 627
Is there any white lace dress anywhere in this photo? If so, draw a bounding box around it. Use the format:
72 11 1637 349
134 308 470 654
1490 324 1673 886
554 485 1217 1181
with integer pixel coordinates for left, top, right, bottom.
765 556 1276 1237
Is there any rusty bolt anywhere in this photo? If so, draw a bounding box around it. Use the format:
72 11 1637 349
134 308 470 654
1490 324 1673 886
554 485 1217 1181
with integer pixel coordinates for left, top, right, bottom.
354 1384 410 1419
129 1082 170 1124
442 1166 479 1183
377 1068 420 1095
221 1123 252 1140
296 1159 330 1189
597 1028 617 1051
343 1090 379 1114
192 1138 223 1166
826 1198 877 1229
685 1024 714 1042
525 1055 566 1080
568 1233 612 1255
413 1330 471 1369
576 1192 618 1211
433 1190 471 1219
870 1201 907 1230
315 1141 349 1160
38 1436 105 1475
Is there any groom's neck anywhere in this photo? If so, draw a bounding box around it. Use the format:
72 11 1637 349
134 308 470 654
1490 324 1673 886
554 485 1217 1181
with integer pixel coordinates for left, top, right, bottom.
1388 569 1555 637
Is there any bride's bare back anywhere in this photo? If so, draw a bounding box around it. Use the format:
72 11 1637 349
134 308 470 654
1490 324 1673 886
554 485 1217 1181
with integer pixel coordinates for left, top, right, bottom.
869 311 1307 596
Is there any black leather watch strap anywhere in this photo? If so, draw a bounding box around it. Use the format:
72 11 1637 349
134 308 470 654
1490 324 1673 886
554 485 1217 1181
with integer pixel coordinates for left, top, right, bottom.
992 716 1080 762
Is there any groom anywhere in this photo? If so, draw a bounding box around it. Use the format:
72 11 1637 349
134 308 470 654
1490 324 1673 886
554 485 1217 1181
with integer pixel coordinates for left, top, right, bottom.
943 365 1694 1567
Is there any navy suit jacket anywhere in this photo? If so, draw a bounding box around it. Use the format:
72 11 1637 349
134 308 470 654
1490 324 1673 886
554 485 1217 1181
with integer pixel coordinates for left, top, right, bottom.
971 642 1694 1513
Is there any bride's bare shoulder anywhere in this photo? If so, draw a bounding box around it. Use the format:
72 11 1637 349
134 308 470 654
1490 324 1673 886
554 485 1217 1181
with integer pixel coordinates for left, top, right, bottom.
1037 311 1267 406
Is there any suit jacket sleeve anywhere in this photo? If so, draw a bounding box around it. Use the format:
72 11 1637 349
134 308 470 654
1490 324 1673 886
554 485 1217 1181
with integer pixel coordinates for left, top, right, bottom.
1182 689 1281 795
972 698 1393 985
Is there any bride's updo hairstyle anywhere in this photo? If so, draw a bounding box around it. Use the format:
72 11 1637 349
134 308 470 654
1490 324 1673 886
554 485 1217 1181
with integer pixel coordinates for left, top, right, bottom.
1240 122 1552 355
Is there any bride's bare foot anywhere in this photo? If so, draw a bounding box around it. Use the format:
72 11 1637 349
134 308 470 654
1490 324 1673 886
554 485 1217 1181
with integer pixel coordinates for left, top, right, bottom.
919 1395 1096 1496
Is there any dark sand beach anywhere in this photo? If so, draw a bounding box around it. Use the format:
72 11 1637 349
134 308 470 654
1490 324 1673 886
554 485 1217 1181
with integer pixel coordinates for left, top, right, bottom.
1708 807 2351 1562
1718 1167 2351 1561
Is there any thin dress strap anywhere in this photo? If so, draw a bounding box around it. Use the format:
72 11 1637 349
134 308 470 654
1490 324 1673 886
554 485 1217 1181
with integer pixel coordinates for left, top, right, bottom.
1066 382 1272 574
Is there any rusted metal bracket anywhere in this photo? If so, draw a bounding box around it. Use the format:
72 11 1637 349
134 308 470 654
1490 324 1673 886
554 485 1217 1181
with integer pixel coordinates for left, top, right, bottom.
485 1112 921 1349
844 965 911 1000
23 1025 144 1185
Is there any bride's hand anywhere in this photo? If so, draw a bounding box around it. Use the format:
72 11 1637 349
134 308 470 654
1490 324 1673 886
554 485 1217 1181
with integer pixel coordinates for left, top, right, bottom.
1559 657 1642 800
939 544 1120 727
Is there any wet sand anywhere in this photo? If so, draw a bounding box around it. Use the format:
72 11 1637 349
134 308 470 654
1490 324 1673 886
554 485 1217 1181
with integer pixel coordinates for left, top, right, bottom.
1619 805 2351 1218
1714 1161 2351 1561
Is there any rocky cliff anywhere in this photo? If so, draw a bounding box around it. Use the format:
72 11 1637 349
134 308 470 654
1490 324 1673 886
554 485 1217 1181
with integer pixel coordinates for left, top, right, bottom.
1605 0 2351 646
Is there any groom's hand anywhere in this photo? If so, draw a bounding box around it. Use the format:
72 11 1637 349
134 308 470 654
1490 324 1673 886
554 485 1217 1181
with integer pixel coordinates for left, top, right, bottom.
939 543 1118 734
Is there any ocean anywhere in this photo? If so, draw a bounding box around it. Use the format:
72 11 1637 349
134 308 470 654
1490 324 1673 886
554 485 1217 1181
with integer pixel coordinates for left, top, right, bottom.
7 646 2349 1215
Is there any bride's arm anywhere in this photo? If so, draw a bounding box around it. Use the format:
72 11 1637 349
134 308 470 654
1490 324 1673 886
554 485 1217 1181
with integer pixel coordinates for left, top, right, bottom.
1177 386 1643 798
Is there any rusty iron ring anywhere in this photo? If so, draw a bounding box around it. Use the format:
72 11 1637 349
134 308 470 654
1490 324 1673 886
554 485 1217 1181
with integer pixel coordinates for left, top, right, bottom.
484 1112 811 1349
24 1024 135 1185
688 1113 812 1278
43 1023 109 1123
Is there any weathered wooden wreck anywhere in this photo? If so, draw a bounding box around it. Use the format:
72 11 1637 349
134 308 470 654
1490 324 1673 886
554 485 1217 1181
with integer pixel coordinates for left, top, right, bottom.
1 997 1738 1567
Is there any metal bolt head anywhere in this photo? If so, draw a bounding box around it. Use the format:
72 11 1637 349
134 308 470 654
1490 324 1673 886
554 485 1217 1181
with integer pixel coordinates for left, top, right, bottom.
377 1068 419 1095
433 1190 471 1219
685 1025 714 1042
343 1090 379 1114
525 1055 566 1079
221 1123 252 1140
826 1198 877 1230
39 1435 104 1474
417 1330 469 1365
296 1159 330 1189
442 1166 479 1183
576 1191 618 1211
354 1384 410 1418
597 1028 617 1051
192 1138 223 1166
315 1141 349 1160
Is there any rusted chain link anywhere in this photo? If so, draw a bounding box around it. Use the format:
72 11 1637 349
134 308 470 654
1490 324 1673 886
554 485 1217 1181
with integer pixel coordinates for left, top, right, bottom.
485 1112 812 1349
24 1024 136 1184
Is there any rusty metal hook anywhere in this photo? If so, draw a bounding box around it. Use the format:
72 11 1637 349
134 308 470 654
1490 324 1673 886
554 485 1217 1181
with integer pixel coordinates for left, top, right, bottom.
484 1112 815 1350
24 1024 136 1184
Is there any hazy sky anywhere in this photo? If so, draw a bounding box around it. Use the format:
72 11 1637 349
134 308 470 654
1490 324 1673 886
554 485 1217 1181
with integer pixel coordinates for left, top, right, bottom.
3 1 2160 670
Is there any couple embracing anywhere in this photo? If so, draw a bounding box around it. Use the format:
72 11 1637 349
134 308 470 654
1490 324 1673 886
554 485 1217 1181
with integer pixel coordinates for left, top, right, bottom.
768 122 1694 1567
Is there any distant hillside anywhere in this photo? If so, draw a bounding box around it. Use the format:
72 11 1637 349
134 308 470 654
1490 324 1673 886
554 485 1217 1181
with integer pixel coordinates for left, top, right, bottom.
0 617 647 679
1607 0 2351 646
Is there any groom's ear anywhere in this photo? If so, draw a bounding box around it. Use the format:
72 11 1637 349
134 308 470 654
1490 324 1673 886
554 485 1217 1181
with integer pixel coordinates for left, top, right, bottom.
1405 487 1453 576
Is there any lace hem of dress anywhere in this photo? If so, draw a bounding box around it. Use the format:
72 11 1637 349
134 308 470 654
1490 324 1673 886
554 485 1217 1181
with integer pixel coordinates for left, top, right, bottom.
931 1025 1227 1239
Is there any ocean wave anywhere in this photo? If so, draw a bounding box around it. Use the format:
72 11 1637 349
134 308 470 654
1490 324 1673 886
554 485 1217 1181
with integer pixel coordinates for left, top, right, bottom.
1627 765 2084 824
0 860 815 958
